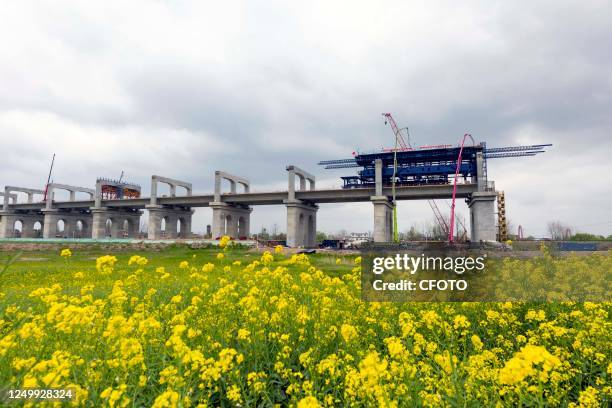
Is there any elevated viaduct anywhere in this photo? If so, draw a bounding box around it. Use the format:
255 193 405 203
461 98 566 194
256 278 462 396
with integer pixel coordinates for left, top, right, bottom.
0 164 496 246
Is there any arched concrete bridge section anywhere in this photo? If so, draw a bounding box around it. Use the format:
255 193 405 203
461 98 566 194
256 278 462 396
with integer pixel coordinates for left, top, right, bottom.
285 165 318 247
0 187 46 238
214 171 249 202
0 192 18 205
146 175 194 240
211 171 252 239
42 183 96 238
45 183 95 209
150 175 192 206
3 186 45 210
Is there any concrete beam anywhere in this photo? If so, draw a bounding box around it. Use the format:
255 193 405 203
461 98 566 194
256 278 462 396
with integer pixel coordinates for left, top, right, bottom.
150 175 192 206
7 184 481 210
214 171 250 202
3 186 45 210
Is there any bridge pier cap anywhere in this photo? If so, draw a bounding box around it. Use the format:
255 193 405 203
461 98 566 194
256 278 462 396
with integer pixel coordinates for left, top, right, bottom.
3 186 45 210
150 175 192 206
286 165 316 202
214 171 250 203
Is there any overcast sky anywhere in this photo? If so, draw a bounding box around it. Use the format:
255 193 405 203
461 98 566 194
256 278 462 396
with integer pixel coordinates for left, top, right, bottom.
1 1 611 237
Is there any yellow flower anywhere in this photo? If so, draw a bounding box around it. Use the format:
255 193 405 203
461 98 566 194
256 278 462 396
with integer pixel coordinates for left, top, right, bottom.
340 324 357 342
274 245 284 254
219 235 232 248
471 335 483 351
498 345 561 385
179 261 189 269
226 385 241 402
73 272 84 279
128 255 148 267
237 328 251 341
217 253 225 260
96 255 117 275
335 258 341 265
297 396 320 408
60 248 72 258
152 389 179 408
261 251 274 265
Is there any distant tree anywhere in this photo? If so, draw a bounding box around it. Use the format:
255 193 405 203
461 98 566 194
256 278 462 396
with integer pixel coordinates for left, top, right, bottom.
258 227 269 240
404 225 423 241
273 232 287 240
547 221 573 240
316 231 327 243
570 233 605 241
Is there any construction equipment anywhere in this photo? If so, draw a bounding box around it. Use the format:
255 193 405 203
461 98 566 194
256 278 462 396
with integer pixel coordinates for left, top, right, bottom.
497 191 508 241
449 133 474 243
43 153 56 201
98 177 141 200
382 113 412 243
382 113 411 150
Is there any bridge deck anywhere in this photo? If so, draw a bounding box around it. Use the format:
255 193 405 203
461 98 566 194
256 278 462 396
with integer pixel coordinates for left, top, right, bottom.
6 184 478 211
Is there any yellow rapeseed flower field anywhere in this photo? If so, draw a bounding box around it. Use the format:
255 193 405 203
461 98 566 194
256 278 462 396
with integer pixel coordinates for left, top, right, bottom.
0 244 610 407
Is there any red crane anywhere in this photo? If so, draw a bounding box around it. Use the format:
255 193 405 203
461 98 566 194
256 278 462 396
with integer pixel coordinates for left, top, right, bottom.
449 133 474 242
382 113 410 150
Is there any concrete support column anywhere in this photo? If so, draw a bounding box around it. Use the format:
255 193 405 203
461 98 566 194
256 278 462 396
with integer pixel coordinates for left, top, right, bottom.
42 210 60 238
475 152 486 191
285 201 318 248
210 202 252 239
371 196 393 243
146 206 164 240
165 214 178 239
91 208 109 239
467 192 497 242
79 219 91 238
21 219 35 238
375 159 383 196
0 212 21 238
64 219 76 238
177 213 192 239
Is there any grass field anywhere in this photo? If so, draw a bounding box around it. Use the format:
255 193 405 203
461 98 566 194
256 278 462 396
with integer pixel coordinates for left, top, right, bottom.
0 244 610 407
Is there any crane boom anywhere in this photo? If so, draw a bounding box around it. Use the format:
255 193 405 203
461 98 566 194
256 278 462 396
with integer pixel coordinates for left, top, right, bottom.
382 113 409 150
43 153 56 201
429 200 449 236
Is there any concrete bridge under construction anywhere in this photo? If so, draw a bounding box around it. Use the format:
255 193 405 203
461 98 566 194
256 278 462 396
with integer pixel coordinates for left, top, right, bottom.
0 162 497 246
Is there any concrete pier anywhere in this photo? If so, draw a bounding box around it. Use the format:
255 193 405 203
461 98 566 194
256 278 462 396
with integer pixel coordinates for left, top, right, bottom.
286 201 317 247
467 192 497 242
210 171 251 239
210 202 252 238
42 209 93 238
371 196 393 242
0 211 44 238
285 165 317 247
370 159 393 242
146 206 192 239
91 207 142 239
146 175 194 239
